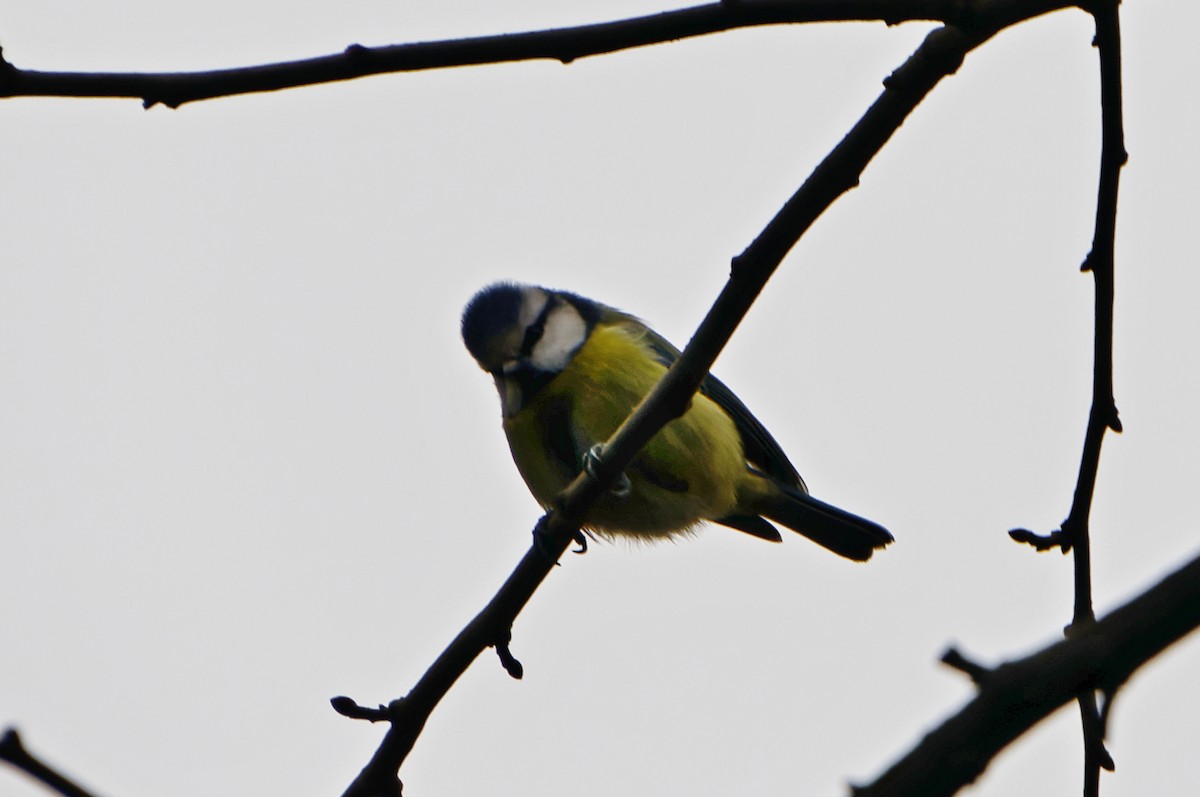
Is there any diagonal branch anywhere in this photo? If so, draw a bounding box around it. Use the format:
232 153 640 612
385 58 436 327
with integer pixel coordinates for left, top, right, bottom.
855 550 1200 797
0 0 1071 109
0 729 103 797
335 6 1075 795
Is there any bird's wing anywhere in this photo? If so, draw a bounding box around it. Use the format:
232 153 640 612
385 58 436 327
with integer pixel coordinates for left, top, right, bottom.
619 315 807 492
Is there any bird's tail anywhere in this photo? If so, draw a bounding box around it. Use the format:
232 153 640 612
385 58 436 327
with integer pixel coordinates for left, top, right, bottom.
758 484 893 561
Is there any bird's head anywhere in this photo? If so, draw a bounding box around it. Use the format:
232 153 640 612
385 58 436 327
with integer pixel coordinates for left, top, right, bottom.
462 283 593 416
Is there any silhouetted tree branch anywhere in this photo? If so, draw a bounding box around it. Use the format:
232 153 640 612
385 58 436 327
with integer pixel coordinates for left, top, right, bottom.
333 4 1091 795
0 729 102 797
855 550 1200 797
1007 1 1125 791
1 2 1185 797
0 0 1072 109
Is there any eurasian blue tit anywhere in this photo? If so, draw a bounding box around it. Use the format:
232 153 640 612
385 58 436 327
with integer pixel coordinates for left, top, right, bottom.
461 282 893 561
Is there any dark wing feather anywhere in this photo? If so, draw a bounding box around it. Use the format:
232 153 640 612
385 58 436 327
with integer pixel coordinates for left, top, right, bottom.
542 396 586 477
627 317 807 492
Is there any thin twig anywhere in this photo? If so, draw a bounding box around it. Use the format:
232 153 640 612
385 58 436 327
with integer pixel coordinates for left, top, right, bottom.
1077 0 1126 618
1007 0 1125 788
1077 0 1127 789
0 0 1071 108
0 729 104 797
1066 0 1125 622
941 647 993 684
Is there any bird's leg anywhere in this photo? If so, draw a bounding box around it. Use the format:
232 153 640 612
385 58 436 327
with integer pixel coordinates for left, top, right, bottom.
584 443 632 499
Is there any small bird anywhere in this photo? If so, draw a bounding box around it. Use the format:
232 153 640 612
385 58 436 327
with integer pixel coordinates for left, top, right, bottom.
461 282 893 561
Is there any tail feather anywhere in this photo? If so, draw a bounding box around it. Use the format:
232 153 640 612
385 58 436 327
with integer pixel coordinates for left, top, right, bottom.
759 485 893 561
717 514 783 543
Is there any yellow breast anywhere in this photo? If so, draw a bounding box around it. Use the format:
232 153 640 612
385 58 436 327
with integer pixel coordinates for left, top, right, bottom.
503 322 749 538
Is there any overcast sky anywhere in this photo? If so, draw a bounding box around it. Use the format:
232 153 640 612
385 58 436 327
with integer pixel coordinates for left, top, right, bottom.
3 2 1198 796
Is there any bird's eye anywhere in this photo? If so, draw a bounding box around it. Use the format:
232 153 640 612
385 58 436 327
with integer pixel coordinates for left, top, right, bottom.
520 319 545 356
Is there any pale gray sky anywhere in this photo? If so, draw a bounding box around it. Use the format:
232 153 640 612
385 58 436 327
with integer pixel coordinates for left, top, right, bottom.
2 3 1198 796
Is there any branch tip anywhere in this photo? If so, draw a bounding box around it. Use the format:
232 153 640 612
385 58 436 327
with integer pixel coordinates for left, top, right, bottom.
0 727 23 757
1095 690 1118 771
493 629 524 679
1008 527 1070 553
494 642 524 680
0 726 103 797
940 647 991 684
331 696 395 722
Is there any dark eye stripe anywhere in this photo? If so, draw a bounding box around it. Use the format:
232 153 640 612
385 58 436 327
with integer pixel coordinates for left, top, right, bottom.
519 302 552 357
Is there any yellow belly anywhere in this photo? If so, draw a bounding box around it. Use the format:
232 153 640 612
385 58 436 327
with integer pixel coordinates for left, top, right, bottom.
503 323 750 538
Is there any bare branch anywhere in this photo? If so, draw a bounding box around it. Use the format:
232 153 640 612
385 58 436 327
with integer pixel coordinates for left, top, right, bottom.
0 4 1148 797
1005 0 1125 789
940 646 993 684
336 5 1077 794
0 0 1074 108
1009 526 1071 551
1078 2 1127 789
854 551 1200 797
0 729 104 797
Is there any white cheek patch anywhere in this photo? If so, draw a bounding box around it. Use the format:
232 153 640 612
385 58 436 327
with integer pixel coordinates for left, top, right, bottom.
518 288 549 331
531 302 587 373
